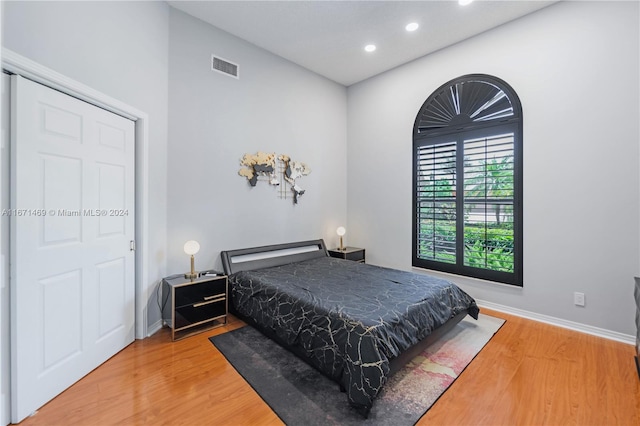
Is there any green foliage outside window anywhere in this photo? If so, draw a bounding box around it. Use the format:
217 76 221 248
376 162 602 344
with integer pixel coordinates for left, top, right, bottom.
418 220 514 273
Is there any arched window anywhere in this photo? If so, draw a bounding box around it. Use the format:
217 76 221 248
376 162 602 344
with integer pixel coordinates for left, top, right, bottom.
412 74 523 286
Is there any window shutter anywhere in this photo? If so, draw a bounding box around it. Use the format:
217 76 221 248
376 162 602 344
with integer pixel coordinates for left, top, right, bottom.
416 141 457 264
412 74 523 286
462 133 515 273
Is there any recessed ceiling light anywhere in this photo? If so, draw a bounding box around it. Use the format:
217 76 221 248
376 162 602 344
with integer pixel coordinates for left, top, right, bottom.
459 0 474 5
364 44 376 53
405 23 419 32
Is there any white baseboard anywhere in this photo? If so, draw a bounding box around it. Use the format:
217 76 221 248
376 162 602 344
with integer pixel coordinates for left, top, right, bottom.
477 299 635 345
146 319 163 338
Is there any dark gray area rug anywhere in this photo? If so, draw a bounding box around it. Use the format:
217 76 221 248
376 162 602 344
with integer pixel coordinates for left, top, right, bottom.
209 314 503 425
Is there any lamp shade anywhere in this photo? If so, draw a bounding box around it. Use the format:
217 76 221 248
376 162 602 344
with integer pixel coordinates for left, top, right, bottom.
336 226 346 237
183 240 200 255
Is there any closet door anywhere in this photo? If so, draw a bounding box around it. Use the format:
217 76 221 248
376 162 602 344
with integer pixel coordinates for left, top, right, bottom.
10 75 135 423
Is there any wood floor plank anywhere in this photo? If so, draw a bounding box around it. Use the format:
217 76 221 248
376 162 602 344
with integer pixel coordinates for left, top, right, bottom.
418 310 639 426
15 310 640 425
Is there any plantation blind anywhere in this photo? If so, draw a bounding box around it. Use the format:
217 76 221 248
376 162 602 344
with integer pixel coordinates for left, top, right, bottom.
462 133 515 273
416 141 457 264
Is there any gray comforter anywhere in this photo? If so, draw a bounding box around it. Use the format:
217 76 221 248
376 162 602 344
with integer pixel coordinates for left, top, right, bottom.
228 256 479 413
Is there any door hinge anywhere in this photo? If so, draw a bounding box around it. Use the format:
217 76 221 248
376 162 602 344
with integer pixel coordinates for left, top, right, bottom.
130 240 136 251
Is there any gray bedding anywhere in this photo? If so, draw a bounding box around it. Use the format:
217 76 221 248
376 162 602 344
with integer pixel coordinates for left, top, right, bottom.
228 256 479 413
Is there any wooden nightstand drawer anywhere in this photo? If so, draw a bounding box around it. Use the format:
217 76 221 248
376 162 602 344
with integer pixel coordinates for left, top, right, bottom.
174 299 226 329
175 279 226 308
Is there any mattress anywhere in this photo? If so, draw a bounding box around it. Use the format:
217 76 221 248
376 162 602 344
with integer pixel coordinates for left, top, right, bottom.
228 256 479 412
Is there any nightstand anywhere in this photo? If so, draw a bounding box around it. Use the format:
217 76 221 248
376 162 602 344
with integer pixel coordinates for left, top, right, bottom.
162 273 228 341
328 247 365 263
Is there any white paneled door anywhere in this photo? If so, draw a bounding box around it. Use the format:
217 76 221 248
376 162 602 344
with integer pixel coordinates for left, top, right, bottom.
10 75 135 423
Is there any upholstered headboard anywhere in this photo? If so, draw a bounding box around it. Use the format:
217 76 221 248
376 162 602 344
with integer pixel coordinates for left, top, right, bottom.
220 239 328 275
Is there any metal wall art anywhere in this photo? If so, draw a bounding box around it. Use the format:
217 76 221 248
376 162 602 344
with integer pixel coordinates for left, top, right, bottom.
238 152 311 204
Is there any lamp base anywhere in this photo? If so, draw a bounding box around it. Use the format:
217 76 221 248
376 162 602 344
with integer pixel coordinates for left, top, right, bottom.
185 272 198 279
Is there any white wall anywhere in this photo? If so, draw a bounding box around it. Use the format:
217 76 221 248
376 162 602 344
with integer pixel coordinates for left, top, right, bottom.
347 1 640 336
1 0 170 330
166 9 347 274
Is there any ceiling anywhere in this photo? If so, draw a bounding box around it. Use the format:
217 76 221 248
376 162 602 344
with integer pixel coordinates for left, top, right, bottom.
168 0 557 86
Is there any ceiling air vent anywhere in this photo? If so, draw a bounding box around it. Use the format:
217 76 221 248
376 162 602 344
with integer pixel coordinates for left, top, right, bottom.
211 55 239 79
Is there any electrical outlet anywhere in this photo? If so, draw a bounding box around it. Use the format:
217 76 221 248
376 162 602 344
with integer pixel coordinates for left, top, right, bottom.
574 292 585 307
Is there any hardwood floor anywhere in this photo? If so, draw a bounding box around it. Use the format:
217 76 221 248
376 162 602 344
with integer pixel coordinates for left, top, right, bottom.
16 309 640 425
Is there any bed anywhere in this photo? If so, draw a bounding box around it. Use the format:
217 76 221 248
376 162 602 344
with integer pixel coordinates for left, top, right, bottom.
220 239 479 416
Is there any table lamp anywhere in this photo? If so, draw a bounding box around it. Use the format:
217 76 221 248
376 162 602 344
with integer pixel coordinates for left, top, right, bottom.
336 226 346 251
184 240 200 279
